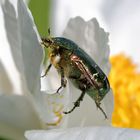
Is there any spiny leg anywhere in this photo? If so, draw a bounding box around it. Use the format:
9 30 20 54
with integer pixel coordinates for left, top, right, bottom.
63 90 86 114
95 101 108 119
41 63 52 77
56 67 67 93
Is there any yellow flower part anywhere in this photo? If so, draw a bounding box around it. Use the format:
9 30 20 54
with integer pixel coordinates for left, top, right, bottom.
109 54 140 129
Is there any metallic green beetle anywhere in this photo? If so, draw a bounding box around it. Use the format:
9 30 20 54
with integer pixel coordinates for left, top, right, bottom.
41 36 110 119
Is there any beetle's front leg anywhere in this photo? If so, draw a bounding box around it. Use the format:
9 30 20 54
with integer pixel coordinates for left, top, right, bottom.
41 63 52 77
63 90 86 114
56 67 67 93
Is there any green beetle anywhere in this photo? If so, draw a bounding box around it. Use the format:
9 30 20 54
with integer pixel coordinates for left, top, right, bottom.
41 35 110 119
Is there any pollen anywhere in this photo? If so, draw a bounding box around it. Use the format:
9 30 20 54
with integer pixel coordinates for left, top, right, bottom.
46 103 64 126
109 53 140 129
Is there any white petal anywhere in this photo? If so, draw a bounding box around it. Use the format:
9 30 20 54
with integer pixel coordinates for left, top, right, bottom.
17 0 43 94
0 0 43 95
61 17 113 126
0 94 42 140
25 126 140 140
63 17 110 75
0 0 21 94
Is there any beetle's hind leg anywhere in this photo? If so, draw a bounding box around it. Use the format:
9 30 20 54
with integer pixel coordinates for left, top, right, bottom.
63 90 86 114
41 63 52 77
56 67 67 93
95 100 108 119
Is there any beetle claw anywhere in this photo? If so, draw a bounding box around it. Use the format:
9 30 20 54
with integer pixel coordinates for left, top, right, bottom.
95 101 108 119
56 86 64 94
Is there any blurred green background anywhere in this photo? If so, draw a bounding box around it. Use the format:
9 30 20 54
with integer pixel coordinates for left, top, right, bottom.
28 0 51 63
29 0 50 37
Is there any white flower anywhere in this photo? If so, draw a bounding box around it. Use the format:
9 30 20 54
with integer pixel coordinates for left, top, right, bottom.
1 0 140 140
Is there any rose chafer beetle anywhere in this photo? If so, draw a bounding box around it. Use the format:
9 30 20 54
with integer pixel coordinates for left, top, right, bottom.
41 32 110 119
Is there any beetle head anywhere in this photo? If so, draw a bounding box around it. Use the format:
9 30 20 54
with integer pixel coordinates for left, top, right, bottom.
41 37 54 48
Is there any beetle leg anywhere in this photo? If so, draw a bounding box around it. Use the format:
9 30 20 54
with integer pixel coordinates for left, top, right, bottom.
63 90 86 114
41 63 52 77
56 67 67 93
95 100 108 119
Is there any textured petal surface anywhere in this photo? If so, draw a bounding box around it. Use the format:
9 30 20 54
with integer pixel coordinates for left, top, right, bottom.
17 0 43 94
61 17 113 127
0 0 21 94
0 0 43 95
25 126 140 140
0 94 41 140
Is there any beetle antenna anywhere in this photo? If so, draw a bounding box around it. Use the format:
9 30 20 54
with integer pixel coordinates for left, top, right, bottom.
41 27 51 43
47 27 53 40
48 27 51 36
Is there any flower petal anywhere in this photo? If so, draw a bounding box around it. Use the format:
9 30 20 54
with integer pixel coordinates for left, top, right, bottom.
0 0 43 95
25 126 140 140
0 94 42 140
0 0 21 94
17 0 43 94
